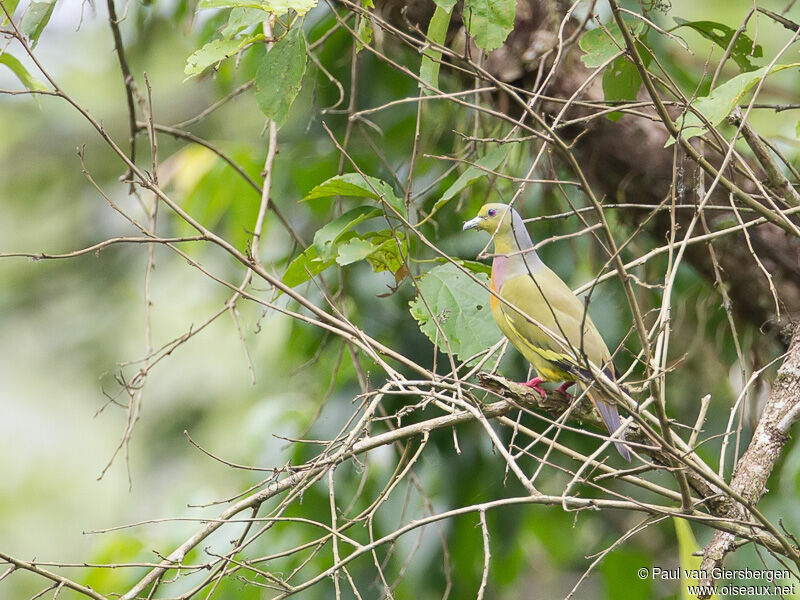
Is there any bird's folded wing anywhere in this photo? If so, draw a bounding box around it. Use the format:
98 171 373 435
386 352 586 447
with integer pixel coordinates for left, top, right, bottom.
497 273 614 381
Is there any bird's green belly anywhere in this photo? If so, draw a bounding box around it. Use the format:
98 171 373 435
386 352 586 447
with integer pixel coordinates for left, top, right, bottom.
491 304 575 383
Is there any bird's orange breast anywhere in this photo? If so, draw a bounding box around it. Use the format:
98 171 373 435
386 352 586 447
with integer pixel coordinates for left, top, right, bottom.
490 255 508 312
490 269 500 311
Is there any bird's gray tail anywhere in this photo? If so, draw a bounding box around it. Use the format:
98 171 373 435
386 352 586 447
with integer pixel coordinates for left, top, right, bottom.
586 389 631 462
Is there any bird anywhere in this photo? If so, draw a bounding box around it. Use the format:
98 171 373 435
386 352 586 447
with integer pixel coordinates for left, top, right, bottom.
463 202 631 461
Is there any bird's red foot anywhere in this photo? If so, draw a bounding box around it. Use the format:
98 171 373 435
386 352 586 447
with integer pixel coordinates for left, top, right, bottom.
519 376 547 398
556 382 574 398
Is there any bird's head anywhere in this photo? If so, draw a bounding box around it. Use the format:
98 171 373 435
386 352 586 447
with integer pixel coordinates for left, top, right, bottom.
462 203 514 234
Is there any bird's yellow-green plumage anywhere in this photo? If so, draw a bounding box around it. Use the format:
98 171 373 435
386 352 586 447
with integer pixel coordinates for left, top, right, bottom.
463 202 630 461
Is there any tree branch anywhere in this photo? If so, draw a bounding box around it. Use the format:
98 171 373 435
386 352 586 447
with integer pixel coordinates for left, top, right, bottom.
697 325 800 595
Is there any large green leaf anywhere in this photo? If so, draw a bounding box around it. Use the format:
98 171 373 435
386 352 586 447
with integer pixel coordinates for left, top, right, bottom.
0 53 46 91
1 0 21 24
668 63 800 145
337 230 406 273
355 13 373 53
20 0 56 46
463 0 515 52
602 55 641 121
409 263 502 362
303 173 406 216
283 244 337 287
184 34 262 76
220 7 269 38
425 146 508 222
284 229 406 287
673 18 762 72
198 0 317 14
578 19 645 68
255 27 307 125
419 2 452 93
313 206 382 259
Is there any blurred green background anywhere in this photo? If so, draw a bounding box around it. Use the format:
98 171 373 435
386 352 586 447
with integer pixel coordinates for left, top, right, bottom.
2 0 800 598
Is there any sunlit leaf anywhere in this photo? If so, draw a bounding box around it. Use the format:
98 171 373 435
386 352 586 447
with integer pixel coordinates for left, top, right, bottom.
283 244 337 287
355 14 373 53
20 0 56 46
1 0 21 25
409 263 502 361
184 34 262 76
0 53 47 91
303 173 406 216
668 62 800 145
463 0 515 52
221 7 269 38
255 27 307 125
578 19 645 68
313 206 382 259
419 2 452 92
198 0 317 15
365 230 406 273
168 146 261 250
673 18 762 72
336 230 405 272
335 237 376 266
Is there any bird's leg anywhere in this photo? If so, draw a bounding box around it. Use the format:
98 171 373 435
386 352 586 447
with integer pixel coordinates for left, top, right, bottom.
519 376 547 398
555 382 574 398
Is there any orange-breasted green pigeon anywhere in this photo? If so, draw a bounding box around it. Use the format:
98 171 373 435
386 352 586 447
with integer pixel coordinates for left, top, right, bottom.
463 203 631 461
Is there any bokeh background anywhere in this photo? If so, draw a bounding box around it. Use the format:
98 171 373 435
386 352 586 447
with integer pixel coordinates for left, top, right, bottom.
2 0 800 597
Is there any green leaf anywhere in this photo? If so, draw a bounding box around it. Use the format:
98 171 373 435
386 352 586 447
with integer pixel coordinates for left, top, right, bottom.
602 55 641 121
255 27 307 125
313 206 382 259
0 53 47 91
283 245 337 287
674 519 717 600
578 19 645 68
303 173 406 216
335 230 406 273
1 0 21 25
198 0 317 15
335 237 376 266
221 7 269 38
668 63 800 145
355 15 372 53
184 34 262 76
448 258 492 276
364 230 406 273
20 0 56 46
673 18 762 72
409 263 502 362
463 0 515 52
427 146 508 221
432 0 456 9
419 2 451 93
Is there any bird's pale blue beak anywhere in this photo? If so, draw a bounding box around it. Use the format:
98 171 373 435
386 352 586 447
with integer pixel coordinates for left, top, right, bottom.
462 216 482 231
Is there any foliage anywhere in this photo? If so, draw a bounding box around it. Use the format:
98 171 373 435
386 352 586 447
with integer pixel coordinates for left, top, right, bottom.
2 0 800 599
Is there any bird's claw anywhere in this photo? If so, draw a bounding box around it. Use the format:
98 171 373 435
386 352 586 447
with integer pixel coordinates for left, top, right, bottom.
519 376 547 398
556 382 574 399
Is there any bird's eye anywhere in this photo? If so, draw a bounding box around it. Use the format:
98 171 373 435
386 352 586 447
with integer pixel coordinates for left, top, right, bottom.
487 209 496 217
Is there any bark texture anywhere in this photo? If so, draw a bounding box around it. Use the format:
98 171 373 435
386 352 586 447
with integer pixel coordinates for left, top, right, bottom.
696 326 800 594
